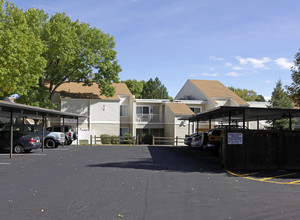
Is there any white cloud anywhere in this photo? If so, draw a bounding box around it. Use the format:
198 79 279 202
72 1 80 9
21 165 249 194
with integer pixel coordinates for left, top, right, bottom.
226 72 240 77
209 56 224 61
233 66 244 70
274 58 293 70
265 80 272 84
202 73 219 77
225 62 233 67
234 56 272 69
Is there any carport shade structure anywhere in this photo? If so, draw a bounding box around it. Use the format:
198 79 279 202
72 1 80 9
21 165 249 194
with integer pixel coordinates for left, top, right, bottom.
0 100 88 158
181 106 300 133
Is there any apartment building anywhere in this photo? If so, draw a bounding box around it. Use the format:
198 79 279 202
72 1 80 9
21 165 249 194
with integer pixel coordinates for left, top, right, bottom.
50 79 251 143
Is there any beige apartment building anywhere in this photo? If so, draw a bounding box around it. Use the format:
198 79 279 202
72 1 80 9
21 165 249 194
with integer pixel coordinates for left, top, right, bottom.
50 79 251 143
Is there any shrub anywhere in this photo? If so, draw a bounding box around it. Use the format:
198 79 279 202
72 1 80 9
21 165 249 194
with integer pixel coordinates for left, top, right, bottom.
122 133 136 145
111 135 119 144
100 134 111 144
141 134 153 144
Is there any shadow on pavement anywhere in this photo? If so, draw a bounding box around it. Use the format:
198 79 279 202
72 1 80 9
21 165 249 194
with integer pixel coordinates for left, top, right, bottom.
87 146 224 173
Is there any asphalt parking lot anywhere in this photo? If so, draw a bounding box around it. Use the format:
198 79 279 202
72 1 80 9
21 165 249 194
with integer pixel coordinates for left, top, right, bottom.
1 145 300 220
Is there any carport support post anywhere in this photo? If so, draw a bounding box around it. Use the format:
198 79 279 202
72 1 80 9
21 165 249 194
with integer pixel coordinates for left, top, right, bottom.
242 111 246 129
10 110 13 159
209 116 212 130
42 115 45 152
197 120 199 134
228 111 231 128
289 113 292 130
76 117 79 145
188 121 190 136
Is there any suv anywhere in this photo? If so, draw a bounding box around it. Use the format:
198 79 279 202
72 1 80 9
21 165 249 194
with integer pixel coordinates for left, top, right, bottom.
1 124 65 149
47 125 77 145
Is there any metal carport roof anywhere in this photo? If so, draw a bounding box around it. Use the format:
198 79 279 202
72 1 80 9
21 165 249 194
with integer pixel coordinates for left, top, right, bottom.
0 100 86 119
0 100 88 158
184 106 300 122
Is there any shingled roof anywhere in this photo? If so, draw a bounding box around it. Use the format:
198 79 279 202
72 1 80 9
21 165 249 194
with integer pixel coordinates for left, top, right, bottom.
52 82 135 101
166 103 194 115
189 79 249 106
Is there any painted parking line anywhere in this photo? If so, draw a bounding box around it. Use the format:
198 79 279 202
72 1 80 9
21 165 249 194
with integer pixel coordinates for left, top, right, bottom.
0 154 47 156
227 170 300 185
0 163 11 165
260 173 297 181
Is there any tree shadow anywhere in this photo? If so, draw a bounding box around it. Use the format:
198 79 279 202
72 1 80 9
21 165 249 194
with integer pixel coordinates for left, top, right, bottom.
86 146 224 173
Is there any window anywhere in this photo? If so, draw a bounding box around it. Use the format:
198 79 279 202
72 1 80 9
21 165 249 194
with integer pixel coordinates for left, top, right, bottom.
190 107 201 114
136 106 150 115
120 127 129 136
120 105 129 117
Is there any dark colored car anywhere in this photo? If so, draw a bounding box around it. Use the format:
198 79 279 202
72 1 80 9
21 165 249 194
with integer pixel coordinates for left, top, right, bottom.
184 133 199 147
1 124 65 148
191 132 208 148
0 131 41 153
46 125 77 145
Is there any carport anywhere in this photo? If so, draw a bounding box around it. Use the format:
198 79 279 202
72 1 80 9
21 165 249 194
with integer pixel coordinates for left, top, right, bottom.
183 106 300 170
0 100 87 158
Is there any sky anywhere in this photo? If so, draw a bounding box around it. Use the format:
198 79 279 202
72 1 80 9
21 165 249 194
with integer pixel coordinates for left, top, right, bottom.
10 0 300 100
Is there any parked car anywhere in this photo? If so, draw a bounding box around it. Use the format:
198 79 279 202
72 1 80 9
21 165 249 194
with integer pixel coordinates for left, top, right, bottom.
0 131 41 153
1 124 65 148
191 132 208 148
207 125 246 154
184 133 198 147
46 125 77 145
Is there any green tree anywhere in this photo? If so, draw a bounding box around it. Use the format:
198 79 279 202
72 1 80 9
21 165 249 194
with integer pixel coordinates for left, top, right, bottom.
228 86 266 102
287 51 300 106
17 11 121 108
141 77 169 99
0 1 46 99
121 79 146 98
270 80 295 130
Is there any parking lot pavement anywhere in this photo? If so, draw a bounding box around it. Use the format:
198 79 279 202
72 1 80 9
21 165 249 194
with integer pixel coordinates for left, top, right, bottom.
1 145 300 220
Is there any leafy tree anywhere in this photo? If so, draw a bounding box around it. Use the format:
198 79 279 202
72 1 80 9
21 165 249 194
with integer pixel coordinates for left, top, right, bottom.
228 86 266 102
17 11 121 108
270 80 295 130
121 79 146 98
141 77 169 99
287 51 300 106
0 1 46 99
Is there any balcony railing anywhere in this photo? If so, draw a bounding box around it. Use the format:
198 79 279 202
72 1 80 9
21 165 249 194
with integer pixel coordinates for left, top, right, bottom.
136 114 163 123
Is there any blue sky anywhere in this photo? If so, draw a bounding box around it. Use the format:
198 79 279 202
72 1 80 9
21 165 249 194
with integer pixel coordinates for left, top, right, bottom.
11 0 300 99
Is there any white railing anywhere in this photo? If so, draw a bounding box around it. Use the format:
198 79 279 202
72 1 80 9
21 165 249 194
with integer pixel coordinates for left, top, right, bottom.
136 114 163 122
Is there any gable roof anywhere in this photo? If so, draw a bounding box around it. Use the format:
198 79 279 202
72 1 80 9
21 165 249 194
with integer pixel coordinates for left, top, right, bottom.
189 79 249 106
52 82 135 101
166 103 194 115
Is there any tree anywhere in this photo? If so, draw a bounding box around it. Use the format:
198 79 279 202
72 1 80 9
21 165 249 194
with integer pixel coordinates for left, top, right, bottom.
17 11 121 108
228 86 266 102
270 80 295 130
287 51 300 106
121 79 146 98
0 1 46 99
141 77 169 99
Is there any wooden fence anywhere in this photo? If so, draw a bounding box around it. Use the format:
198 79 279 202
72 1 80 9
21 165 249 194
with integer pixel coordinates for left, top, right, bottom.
221 129 300 170
152 136 185 146
89 135 185 146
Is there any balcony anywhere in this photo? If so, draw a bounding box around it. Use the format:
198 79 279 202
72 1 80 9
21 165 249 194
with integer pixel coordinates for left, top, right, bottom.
136 114 163 123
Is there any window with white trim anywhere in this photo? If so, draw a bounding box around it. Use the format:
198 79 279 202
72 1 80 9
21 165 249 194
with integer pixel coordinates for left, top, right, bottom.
189 107 201 114
120 127 129 136
120 105 129 116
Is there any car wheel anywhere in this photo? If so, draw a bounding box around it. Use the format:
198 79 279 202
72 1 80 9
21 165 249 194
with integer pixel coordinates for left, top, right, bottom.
25 149 32 153
13 145 24 154
45 139 55 149
67 140 72 145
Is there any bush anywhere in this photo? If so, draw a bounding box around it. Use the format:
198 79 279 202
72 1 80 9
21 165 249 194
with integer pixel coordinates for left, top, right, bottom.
111 135 119 144
100 134 111 144
122 133 136 145
141 134 153 144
